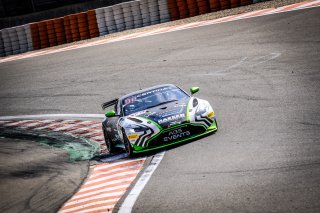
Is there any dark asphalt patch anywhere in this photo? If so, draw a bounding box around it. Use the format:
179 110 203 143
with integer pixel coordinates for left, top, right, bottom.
0 138 89 213
96 152 130 162
0 127 99 161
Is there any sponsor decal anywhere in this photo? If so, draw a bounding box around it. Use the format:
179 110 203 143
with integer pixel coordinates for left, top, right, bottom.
136 87 170 98
164 128 190 142
131 110 147 116
128 134 139 140
174 103 186 108
208 111 214 118
158 114 185 124
131 110 156 117
156 108 184 118
124 97 137 105
124 87 171 105
168 121 182 126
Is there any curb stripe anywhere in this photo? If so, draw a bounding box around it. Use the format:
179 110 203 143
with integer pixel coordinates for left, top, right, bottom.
0 118 147 213
66 188 123 202
60 155 145 212
80 174 139 189
70 186 129 200
62 197 121 210
86 170 140 185
60 200 118 213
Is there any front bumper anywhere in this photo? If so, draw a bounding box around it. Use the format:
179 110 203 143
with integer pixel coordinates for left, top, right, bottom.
132 119 218 153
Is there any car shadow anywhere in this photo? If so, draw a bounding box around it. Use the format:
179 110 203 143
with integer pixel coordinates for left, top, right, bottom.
93 131 217 162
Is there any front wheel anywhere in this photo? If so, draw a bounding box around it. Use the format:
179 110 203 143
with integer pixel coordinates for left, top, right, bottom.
103 128 115 153
122 129 134 157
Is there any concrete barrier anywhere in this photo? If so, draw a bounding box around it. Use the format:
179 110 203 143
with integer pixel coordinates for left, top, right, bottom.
167 0 180 21
0 30 5 57
122 3 135 30
16 26 28 53
140 0 151 27
158 0 171 23
131 1 143 28
0 0 255 57
113 4 126 32
148 0 161 25
95 8 108 36
22 24 33 52
104 6 117 34
64 16 73 43
2 29 12 56
241 0 253 6
186 0 199 17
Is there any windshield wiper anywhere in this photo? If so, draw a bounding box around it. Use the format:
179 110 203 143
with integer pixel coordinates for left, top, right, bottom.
145 99 178 110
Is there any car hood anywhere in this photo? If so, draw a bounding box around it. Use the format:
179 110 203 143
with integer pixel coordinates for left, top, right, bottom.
128 99 190 129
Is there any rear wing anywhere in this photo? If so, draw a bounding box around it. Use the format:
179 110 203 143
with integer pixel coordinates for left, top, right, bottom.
101 99 118 110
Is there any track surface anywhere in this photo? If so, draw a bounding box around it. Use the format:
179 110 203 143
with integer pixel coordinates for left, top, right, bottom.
0 138 88 213
1 7 320 212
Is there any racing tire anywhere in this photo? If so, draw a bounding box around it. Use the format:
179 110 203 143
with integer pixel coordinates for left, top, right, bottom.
103 128 115 153
122 129 134 157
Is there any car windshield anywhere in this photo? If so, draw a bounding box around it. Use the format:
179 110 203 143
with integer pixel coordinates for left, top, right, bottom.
122 86 189 116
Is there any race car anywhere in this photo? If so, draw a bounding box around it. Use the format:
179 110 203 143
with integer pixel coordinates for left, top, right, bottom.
101 84 218 156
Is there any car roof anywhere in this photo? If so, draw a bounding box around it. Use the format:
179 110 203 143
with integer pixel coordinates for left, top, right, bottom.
119 84 179 101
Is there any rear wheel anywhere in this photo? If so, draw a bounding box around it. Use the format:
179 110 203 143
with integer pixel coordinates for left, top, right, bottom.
103 128 115 153
122 129 134 157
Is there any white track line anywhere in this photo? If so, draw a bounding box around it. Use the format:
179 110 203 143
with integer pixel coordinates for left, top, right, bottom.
118 152 165 213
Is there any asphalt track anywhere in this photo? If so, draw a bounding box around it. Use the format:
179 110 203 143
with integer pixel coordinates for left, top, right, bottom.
0 6 320 213
0 138 88 213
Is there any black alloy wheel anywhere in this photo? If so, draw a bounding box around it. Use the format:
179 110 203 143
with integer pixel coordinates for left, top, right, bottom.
103 128 115 153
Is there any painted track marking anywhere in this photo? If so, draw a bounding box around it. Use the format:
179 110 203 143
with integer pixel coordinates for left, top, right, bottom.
0 117 157 212
118 152 165 213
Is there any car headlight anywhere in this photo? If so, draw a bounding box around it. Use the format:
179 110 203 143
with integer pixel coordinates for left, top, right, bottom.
196 104 214 119
196 104 210 114
207 111 214 118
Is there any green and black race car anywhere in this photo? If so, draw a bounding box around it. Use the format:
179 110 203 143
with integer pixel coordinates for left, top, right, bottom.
102 84 218 156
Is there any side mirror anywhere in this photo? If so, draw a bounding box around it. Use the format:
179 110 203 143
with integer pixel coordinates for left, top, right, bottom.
190 86 199 95
105 110 116 117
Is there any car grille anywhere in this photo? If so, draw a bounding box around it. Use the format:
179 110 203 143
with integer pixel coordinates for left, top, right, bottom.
147 124 206 148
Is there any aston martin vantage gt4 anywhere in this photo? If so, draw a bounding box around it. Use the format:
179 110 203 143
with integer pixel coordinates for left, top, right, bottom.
102 84 218 156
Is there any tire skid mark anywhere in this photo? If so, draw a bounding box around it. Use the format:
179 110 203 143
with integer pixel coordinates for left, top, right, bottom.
0 119 147 213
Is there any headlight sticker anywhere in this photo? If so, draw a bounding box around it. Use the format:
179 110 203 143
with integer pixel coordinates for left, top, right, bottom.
128 133 139 141
208 111 214 118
